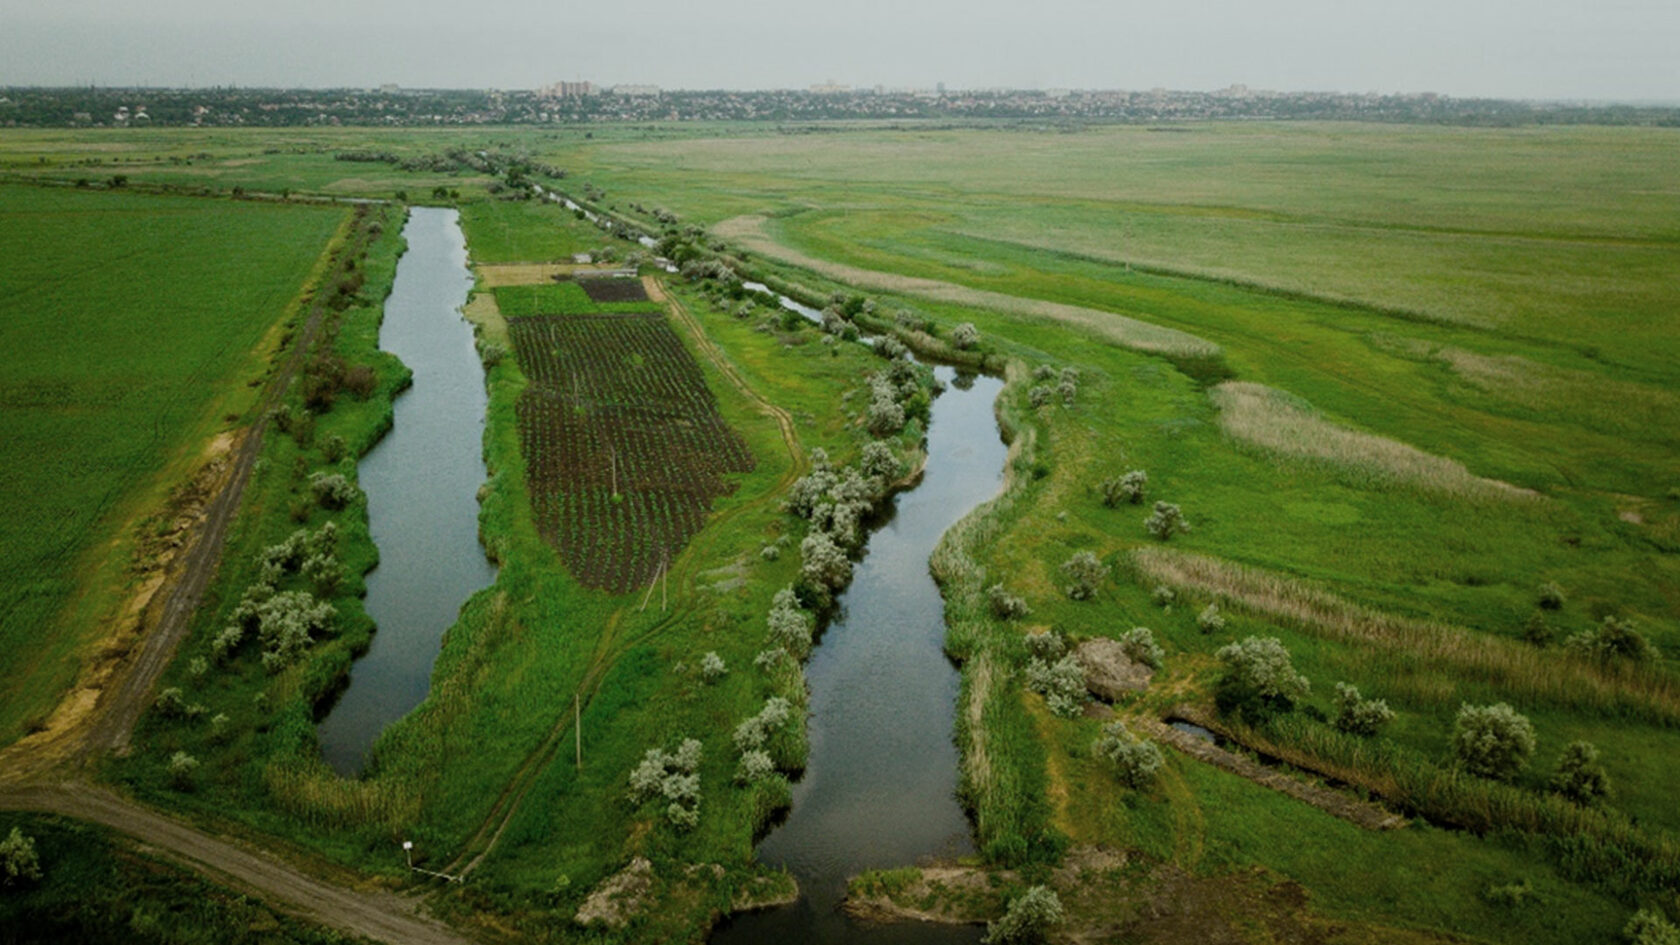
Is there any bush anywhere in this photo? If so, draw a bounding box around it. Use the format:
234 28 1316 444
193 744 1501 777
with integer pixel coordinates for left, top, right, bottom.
800 531 852 591
167 751 199 790
1060 550 1108 600
478 342 508 369
1521 611 1554 647
1101 470 1148 507
1144 501 1190 540
987 584 1031 620
951 322 980 350
1057 380 1078 405
983 885 1063 945
699 651 727 682
1025 653 1087 718
767 587 814 656
320 434 348 463
0 827 42 887
1566 616 1659 663
860 441 903 480
1028 385 1053 409
1452 703 1536 781
1215 636 1309 719
1118 626 1164 670
1550 740 1611 805
308 472 357 510
626 738 704 830
1023 630 1066 663
1196 602 1226 634
1151 584 1176 609
1332 682 1395 737
1537 581 1566 611
1094 721 1165 789
1481 878 1534 908
154 686 188 719
1626 909 1680 945
735 750 775 785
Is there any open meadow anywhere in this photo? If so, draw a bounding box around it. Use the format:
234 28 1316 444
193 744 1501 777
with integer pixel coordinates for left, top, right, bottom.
0 119 1676 943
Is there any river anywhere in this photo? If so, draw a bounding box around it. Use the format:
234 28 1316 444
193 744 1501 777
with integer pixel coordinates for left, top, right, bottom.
316 207 496 776
714 353 1005 944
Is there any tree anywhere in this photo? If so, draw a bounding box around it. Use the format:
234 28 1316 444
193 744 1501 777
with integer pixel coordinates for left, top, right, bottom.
308 471 358 510
767 587 814 656
1215 636 1309 718
1332 682 1395 737
1118 626 1164 670
800 530 852 591
1452 703 1536 781
951 322 980 350
1094 721 1165 788
1550 740 1611 805
1025 653 1087 718
1060 551 1108 600
0 827 42 887
1101 470 1148 507
1144 501 1190 540
983 885 1063 945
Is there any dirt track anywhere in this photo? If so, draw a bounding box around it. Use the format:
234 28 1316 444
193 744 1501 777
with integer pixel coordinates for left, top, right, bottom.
0 782 472 945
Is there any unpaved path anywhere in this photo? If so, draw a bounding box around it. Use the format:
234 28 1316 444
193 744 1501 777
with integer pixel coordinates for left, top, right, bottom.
714 214 1217 358
1136 712 1405 831
0 782 471 945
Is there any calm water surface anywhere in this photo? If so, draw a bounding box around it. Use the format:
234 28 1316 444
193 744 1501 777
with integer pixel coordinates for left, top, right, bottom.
316 207 496 775
713 366 1005 945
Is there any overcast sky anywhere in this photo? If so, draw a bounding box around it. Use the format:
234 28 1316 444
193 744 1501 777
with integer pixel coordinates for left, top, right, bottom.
2 0 1676 100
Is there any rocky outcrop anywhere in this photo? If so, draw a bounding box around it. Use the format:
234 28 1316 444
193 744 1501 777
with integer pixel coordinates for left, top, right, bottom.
1075 638 1154 701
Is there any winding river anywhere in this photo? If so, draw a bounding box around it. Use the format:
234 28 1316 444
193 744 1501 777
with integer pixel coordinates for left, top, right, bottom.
316 207 496 776
714 348 1005 943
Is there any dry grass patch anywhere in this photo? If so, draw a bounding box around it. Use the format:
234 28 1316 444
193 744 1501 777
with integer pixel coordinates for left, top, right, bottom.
715 215 1219 359
1208 381 1534 501
1132 546 1680 725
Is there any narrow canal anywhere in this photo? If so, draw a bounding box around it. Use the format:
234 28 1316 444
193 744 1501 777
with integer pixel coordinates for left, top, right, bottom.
714 356 1006 944
316 207 496 776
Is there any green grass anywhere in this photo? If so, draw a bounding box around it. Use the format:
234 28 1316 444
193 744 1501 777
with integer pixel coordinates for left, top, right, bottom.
0 812 358 944
0 182 345 747
491 282 659 316
457 199 600 263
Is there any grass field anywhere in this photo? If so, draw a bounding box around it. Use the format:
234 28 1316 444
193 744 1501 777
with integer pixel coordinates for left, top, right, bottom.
3 122 1677 942
0 183 345 747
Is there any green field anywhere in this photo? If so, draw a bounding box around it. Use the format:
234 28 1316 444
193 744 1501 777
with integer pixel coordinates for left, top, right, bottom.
1 121 1677 943
0 183 344 746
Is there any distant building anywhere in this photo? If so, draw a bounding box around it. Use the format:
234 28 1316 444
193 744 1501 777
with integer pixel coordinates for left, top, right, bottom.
539 81 596 99
810 80 849 94
611 84 661 97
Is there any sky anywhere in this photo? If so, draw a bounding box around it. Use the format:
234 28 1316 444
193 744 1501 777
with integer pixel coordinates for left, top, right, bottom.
1 0 1676 101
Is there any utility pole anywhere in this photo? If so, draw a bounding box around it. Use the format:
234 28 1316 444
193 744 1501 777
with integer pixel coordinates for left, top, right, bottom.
574 694 582 770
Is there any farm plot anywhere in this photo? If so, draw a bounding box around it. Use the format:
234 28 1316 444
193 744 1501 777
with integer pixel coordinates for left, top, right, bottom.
575 276 649 303
509 313 754 592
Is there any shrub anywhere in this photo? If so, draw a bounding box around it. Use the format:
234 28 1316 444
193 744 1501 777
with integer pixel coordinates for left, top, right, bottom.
1481 879 1534 908
951 322 980 350
321 434 348 463
167 751 199 790
1332 682 1395 737
308 472 358 510
1025 653 1087 718
860 441 903 480
1118 627 1164 670
767 587 814 656
987 584 1031 620
800 531 852 591
626 738 703 830
983 885 1063 945
1060 550 1108 600
0 828 42 887
1151 584 1176 609
209 624 244 664
1215 636 1309 719
735 750 775 785
1566 616 1659 663
1094 721 1165 788
154 687 188 719
1521 611 1554 647
1028 385 1053 409
254 590 336 672
1057 380 1078 405
1537 581 1566 611
1550 740 1611 805
478 343 508 368
303 552 342 596
699 651 727 682
1452 703 1536 781
1626 909 1680 945
1196 602 1226 634
1144 501 1190 540
1101 470 1148 507
1023 630 1066 663
876 336 908 360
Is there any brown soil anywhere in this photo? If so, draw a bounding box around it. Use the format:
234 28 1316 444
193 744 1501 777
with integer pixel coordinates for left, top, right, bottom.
576 275 650 302
479 262 609 287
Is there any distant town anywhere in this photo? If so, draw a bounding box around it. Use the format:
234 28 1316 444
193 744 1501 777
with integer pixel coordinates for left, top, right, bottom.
1 82 1675 128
